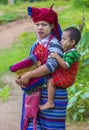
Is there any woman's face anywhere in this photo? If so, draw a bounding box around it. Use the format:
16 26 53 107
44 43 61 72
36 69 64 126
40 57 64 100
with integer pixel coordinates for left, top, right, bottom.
34 21 53 40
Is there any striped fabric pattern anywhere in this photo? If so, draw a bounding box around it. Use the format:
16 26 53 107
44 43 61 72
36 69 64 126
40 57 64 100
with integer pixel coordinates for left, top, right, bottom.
21 35 65 130
26 87 68 130
10 57 35 72
30 36 63 74
15 61 41 77
63 49 79 67
46 37 63 73
52 49 79 88
52 62 78 88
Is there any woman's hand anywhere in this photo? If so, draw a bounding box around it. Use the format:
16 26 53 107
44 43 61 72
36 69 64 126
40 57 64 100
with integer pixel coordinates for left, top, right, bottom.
15 77 25 88
15 72 30 88
20 72 30 85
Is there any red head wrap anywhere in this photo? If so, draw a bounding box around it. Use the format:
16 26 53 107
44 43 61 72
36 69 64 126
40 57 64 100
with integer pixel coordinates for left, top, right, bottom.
28 5 62 40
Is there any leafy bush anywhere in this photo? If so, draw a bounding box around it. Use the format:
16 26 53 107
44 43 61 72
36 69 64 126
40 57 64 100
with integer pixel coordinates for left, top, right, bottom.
72 0 89 8
67 66 89 122
78 32 89 66
0 0 7 5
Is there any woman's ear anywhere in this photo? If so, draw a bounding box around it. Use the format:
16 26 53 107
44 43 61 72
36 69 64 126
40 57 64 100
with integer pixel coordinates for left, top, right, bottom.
51 24 54 30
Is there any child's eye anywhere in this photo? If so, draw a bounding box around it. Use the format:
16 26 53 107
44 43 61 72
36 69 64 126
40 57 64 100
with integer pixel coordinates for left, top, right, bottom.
62 38 66 41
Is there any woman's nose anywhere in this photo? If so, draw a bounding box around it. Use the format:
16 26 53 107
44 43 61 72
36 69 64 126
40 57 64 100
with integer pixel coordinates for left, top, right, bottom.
38 25 42 29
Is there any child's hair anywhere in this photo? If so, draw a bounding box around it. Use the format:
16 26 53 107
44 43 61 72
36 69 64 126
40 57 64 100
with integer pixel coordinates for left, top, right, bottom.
64 27 81 45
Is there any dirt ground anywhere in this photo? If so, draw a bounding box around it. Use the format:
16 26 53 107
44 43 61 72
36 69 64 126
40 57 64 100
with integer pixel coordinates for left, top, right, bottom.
0 18 89 130
0 18 34 48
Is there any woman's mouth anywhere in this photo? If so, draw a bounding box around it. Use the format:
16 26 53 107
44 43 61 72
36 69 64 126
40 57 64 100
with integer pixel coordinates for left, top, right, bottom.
38 32 43 35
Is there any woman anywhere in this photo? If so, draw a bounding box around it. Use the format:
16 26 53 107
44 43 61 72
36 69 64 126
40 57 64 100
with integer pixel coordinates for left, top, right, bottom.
16 5 68 130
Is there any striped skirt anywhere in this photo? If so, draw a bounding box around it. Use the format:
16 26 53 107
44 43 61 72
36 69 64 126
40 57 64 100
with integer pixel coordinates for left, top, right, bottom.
21 87 68 130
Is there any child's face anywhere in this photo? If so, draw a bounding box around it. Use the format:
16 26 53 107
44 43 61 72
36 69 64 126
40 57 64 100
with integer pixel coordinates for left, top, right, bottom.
34 21 53 40
61 31 75 51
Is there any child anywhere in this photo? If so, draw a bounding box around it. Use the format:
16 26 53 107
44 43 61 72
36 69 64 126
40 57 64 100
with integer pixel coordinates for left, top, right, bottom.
39 27 81 110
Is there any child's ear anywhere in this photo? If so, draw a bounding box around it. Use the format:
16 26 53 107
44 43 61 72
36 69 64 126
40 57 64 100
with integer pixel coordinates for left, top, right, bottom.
71 39 75 46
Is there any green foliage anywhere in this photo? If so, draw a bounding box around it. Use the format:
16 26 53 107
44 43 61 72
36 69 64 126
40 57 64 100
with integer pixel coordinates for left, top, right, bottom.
0 0 7 5
72 0 89 8
0 85 10 101
0 3 27 24
0 0 24 5
67 66 89 122
58 7 82 30
78 32 89 66
15 0 24 3
0 12 24 24
0 32 35 74
0 32 35 101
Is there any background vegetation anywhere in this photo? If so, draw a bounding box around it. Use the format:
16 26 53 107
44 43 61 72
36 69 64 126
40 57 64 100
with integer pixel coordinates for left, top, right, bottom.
0 0 89 123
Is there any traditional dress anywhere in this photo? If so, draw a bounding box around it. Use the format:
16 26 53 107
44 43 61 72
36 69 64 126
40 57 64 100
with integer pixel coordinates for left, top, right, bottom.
26 88 68 130
21 35 68 130
21 5 68 130
52 48 79 88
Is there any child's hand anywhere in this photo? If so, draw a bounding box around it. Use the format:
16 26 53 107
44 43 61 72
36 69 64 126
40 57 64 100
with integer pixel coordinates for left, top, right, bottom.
50 52 58 59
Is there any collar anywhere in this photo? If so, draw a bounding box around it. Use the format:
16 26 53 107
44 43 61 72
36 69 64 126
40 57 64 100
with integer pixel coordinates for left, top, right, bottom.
64 48 76 55
37 34 51 47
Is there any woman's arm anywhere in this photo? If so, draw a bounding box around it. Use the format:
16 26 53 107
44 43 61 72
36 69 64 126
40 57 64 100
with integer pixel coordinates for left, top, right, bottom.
15 64 50 86
23 64 49 78
16 38 63 86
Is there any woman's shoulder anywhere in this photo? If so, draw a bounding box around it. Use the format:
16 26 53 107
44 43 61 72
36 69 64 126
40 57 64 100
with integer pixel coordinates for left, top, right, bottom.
48 36 63 56
29 42 37 55
51 36 60 42
50 37 61 47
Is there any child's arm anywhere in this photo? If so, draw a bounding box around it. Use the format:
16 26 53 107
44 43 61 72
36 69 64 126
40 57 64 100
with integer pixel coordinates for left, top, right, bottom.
50 53 68 69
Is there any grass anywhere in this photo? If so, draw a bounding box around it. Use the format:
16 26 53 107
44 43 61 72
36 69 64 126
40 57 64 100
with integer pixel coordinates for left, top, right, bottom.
0 32 35 100
0 32 36 75
0 0 89 122
0 0 89 75
0 0 89 31
0 85 10 101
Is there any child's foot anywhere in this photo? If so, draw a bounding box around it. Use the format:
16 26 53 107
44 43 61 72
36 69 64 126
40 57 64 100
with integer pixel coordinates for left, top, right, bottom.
39 102 54 110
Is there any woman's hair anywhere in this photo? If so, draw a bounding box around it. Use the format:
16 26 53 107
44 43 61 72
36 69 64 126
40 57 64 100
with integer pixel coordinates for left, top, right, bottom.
64 27 81 45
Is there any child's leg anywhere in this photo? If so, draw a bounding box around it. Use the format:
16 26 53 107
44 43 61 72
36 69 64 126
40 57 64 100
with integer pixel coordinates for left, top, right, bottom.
47 78 55 105
39 78 55 110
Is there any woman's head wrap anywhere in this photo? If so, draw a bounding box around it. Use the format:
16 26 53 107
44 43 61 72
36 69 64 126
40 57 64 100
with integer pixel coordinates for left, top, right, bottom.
28 5 62 41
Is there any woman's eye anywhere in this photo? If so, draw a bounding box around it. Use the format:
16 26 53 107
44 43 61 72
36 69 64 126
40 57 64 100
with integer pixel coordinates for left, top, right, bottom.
35 24 39 26
42 24 47 26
